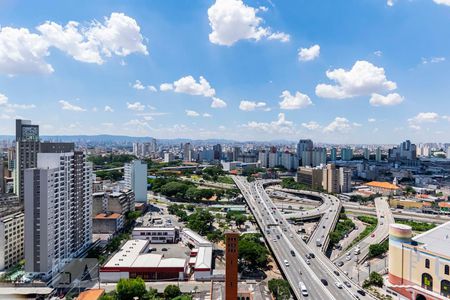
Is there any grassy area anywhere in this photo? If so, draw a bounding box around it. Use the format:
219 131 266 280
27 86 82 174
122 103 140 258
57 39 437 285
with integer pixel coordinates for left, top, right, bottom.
329 210 355 248
216 175 235 185
347 215 378 250
396 219 436 232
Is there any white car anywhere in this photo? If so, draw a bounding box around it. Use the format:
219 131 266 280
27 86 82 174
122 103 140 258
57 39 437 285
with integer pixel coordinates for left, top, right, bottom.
284 259 290 266
335 282 343 289
299 281 308 296
346 256 351 261
306 259 310 265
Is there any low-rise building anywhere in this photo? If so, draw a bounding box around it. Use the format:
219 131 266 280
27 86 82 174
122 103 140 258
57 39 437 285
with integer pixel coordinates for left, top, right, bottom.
388 222 450 299
366 181 401 196
132 227 178 243
180 228 213 280
93 213 124 234
100 240 187 282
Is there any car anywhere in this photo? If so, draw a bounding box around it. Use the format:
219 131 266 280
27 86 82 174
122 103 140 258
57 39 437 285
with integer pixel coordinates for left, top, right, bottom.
306 259 310 265
273 238 277 242
344 281 351 288
284 259 289 266
371 233 375 237
346 256 351 261
337 261 344 267
335 282 343 289
162 248 168 251
309 253 315 258
290 250 296 257
354 294 360 299
299 281 308 296
305 254 311 259
333 270 340 276
322 225 326 229
320 279 328 286
277 235 281 239
357 289 366 296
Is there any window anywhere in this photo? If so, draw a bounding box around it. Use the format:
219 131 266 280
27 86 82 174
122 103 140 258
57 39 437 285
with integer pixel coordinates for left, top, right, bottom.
422 273 433 291
425 259 430 269
445 265 449 275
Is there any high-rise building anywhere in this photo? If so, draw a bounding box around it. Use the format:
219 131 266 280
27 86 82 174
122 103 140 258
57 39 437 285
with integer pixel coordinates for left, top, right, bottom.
330 147 337 161
297 167 324 190
0 158 4 193
302 147 326 167
297 139 313 161
339 168 352 193
24 149 92 277
14 119 40 203
232 147 242 161
124 160 147 202
323 164 340 193
363 148 370 160
389 140 417 161
163 152 175 163
213 144 222 160
0 195 23 271
258 150 269 168
341 147 353 161
225 231 239 300
183 143 192 162
376 147 382 162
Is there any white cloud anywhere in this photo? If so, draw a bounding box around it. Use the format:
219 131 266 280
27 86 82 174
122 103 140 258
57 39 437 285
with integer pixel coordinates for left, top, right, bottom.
160 83 173 91
0 94 8 105
298 44 320 61
369 93 404 106
267 32 290 42
211 97 227 108
148 85 157 92
172 75 215 97
132 80 145 90
408 112 440 123
124 119 150 128
374 50 383 57
59 100 86 112
422 56 446 64
239 100 267 111
243 113 294 134
442 115 450 121
203 113 212 118
368 118 376 122
434 0 450 6
186 110 200 117
0 27 53 75
207 0 288 46
315 60 397 99
387 0 394 6
301 121 321 130
0 13 147 75
323 117 356 133
279 90 312 110
126 101 145 111
104 105 114 112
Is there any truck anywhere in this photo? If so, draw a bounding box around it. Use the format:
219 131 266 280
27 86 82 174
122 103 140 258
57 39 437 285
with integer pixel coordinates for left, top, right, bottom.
316 238 322 247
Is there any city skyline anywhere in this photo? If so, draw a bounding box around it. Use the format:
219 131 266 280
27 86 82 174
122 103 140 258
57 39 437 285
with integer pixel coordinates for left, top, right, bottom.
1 0 450 143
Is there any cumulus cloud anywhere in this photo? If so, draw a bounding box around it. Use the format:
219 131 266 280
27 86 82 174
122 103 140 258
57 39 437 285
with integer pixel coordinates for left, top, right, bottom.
203 113 212 118
126 101 145 111
0 93 36 114
173 75 215 97
160 83 173 91
422 56 446 64
279 90 312 110
124 119 150 128
0 13 147 75
59 100 86 112
104 105 114 112
301 121 321 130
434 0 450 6
243 113 294 134
211 97 227 108
368 118 376 122
148 85 157 92
239 100 267 111
315 60 397 99
374 50 383 57
408 112 440 123
323 117 356 133
207 0 289 46
185 110 200 117
132 80 145 90
298 44 320 61
0 27 53 75
369 93 404 106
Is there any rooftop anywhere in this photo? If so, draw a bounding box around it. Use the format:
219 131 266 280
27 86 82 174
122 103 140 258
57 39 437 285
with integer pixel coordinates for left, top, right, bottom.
76 289 105 300
413 221 450 255
366 181 400 190
94 213 122 220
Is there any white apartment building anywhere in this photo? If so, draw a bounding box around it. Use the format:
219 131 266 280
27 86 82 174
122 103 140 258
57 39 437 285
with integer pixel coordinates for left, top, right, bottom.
124 160 148 202
24 150 92 277
0 210 24 271
132 227 178 243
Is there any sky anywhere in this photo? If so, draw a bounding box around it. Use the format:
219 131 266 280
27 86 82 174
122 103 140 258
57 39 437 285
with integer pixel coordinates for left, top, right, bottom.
0 0 449 143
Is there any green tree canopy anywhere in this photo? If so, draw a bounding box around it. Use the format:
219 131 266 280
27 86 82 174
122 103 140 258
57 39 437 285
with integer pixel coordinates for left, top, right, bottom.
116 278 147 300
163 285 181 300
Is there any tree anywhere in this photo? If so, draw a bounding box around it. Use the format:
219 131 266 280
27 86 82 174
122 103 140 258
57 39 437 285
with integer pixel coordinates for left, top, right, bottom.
238 234 269 270
234 214 247 228
160 182 190 198
268 279 291 300
363 272 384 288
187 209 214 235
116 278 147 300
163 285 181 299
368 240 388 258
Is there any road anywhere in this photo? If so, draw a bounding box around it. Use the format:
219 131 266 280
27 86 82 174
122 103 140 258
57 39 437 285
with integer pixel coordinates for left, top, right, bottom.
234 176 372 300
334 197 394 282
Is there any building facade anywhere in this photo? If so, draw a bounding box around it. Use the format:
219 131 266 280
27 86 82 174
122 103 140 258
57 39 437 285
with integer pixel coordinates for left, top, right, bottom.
0 195 24 271
124 160 147 202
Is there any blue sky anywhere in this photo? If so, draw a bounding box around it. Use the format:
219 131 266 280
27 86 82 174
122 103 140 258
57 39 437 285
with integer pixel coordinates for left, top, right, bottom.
0 0 449 143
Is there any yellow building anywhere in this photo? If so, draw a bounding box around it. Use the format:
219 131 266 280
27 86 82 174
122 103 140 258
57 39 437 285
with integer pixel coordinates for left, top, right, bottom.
367 181 401 196
388 222 450 299
389 198 424 210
